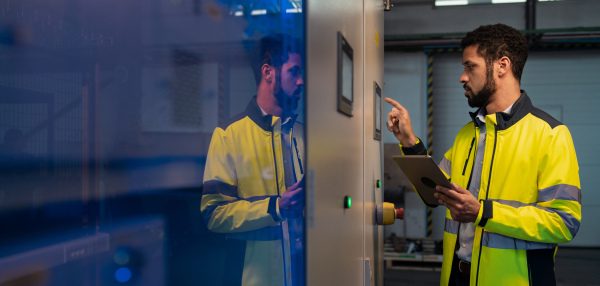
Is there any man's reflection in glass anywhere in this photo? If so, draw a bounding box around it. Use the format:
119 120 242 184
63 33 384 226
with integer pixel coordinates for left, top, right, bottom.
201 33 305 286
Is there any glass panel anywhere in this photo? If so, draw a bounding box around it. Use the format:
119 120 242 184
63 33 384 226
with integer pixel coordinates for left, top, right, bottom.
0 0 305 285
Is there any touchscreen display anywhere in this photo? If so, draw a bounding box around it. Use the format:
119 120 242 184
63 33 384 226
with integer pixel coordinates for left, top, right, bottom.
342 52 353 102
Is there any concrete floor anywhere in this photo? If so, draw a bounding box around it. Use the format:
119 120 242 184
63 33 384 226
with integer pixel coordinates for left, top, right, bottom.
384 247 600 286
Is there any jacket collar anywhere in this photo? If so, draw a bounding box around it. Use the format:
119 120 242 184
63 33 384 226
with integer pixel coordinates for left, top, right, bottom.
245 96 297 132
469 90 533 131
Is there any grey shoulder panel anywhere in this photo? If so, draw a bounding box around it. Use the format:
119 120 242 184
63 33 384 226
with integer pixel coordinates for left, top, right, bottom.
531 108 563 129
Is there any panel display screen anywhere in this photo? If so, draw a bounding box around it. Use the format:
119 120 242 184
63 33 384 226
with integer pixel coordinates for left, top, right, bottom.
342 52 353 102
374 82 382 140
337 32 354 117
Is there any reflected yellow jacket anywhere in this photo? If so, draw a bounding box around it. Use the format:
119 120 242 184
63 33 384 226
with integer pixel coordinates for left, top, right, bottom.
201 97 305 286
404 93 581 286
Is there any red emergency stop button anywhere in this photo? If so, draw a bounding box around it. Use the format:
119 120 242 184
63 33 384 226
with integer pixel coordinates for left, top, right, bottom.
395 208 404 220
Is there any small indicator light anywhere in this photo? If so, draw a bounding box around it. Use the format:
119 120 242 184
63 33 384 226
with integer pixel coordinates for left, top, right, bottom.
344 196 352 208
376 180 381 188
115 267 132 283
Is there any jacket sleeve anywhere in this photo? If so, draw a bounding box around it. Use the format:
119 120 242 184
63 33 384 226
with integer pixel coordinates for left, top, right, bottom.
399 138 428 156
475 125 581 243
200 127 282 234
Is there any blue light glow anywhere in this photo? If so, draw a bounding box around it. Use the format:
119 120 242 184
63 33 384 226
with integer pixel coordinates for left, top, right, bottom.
114 249 131 265
115 267 132 283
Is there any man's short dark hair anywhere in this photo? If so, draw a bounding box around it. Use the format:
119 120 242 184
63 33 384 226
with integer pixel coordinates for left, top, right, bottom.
461 24 528 82
251 33 303 86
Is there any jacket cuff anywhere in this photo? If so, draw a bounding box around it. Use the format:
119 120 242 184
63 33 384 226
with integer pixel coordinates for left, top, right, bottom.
474 200 493 227
268 197 282 222
400 138 428 155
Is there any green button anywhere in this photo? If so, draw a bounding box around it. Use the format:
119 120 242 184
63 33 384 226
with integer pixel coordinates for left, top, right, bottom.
344 196 352 208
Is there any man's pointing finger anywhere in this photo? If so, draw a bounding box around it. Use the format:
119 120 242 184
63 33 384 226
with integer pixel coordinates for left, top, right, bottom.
384 97 406 111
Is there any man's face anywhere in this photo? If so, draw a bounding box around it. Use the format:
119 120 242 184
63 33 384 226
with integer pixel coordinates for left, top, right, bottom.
274 52 304 115
459 45 496 108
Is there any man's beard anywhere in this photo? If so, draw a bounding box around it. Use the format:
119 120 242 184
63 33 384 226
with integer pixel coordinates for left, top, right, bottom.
466 68 496 108
275 91 296 116
274 77 299 116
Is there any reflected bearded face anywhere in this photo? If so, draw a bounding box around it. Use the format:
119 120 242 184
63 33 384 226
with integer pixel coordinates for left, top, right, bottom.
274 52 304 115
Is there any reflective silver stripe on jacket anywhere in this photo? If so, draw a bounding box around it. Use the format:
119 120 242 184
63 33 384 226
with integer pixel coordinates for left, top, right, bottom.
444 218 459 235
439 156 451 176
492 199 580 239
538 184 581 203
481 231 555 250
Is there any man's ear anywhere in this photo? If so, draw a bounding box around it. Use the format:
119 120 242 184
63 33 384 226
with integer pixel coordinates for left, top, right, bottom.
262 64 274 83
497 56 511 78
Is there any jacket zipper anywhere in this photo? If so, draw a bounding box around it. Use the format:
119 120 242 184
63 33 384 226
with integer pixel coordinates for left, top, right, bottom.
293 137 304 175
272 121 289 286
475 124 499 286
465 126 478 190
272 123 281 196
462 138 476 176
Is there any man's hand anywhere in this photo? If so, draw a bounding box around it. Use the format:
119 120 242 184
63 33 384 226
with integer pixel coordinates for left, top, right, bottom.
434 183 480 223
279 179 304 219
384 97 418 147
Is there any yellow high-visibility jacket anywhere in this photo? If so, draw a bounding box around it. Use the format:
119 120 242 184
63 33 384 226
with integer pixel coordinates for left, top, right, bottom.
402 92 581 286
201 97 305 286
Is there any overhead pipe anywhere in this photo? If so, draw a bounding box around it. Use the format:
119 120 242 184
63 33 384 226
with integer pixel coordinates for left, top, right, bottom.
384 27 600 51
526 0 538 47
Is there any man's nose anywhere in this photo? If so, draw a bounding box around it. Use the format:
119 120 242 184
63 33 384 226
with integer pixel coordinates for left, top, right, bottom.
459 71 468 83
297 77 304 86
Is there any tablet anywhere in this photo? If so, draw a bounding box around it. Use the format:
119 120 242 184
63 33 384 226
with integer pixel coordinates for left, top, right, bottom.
392 155 453 208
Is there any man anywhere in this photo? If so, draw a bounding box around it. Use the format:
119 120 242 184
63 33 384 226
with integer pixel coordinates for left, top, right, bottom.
385 24 581 286
201 33 305 286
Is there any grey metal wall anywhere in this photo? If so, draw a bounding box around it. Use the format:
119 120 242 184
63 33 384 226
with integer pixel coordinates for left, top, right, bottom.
364 0 386 284
305 0 385 284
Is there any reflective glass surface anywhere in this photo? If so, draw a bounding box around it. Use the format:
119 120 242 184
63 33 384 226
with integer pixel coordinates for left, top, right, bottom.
0 0 305 285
